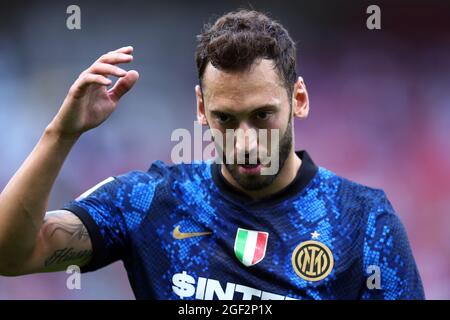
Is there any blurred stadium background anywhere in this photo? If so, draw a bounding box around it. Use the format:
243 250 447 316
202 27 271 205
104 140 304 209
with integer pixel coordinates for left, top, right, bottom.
0 0 449 299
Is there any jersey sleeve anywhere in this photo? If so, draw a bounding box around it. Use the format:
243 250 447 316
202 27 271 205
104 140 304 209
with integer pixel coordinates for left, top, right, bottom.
61 170 162 272
360 191 425 299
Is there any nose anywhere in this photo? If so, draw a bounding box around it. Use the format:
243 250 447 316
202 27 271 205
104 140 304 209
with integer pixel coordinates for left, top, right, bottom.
234 121 258 157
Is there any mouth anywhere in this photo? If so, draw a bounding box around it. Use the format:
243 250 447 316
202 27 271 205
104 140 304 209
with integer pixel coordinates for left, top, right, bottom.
238 162 262 175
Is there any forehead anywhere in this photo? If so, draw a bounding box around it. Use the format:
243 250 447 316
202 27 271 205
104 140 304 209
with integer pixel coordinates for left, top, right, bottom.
201 59 288 112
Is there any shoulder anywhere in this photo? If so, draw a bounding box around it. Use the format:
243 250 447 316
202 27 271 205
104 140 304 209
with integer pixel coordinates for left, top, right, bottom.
142 159 213 183
309 166 398 237
314 166 390 212
110 160 214 202
315 167 406 245
114 160 212 183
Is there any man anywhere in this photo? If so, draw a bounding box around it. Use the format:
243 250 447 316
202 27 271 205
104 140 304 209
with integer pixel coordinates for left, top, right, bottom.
0 10 424 299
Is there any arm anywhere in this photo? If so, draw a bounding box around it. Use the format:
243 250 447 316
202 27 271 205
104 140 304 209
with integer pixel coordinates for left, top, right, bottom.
360 193 425 299
22 210 93 274
0 46 139 276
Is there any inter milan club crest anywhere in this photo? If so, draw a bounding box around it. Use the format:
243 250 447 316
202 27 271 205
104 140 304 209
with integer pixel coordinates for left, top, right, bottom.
234 228 269 267
291 234 334 281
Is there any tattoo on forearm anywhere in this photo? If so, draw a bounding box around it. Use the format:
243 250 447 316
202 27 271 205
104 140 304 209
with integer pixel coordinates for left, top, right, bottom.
46 221 89 241
41 211 92 268
44 248 92 267
43 211 90 241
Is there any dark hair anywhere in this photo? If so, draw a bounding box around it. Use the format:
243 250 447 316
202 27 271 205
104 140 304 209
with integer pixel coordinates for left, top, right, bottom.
195 9 297 98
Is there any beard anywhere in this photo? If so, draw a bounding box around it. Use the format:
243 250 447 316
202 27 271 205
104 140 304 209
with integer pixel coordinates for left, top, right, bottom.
223 118 293 191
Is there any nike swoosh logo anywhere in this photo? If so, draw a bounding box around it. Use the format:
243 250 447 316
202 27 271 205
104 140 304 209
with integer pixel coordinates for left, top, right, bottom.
172 225 212 240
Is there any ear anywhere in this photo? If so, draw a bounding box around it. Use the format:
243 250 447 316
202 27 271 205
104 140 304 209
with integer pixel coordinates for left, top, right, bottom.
195 85 208 125
291 76 309 119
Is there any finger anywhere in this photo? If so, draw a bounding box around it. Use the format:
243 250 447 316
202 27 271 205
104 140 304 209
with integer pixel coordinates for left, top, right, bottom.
109 46 133 54
69 74 111 98
77 74 112 92
108 70 139 103
98 52 133 65
88 62 127 77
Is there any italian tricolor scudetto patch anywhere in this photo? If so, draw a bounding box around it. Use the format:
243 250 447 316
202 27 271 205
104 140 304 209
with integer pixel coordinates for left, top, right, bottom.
234 228 269 267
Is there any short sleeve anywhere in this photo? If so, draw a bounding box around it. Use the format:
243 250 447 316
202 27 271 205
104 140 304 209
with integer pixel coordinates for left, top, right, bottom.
61 170 160 272
360 192 425 300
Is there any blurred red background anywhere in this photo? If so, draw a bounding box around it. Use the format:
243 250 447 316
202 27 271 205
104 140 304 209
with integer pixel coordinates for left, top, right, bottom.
0 0 448 299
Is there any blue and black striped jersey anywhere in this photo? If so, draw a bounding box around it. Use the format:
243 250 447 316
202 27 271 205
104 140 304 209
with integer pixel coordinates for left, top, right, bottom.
62 151 424 300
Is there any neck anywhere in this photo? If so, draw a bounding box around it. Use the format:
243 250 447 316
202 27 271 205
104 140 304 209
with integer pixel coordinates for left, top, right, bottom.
221 149 302 200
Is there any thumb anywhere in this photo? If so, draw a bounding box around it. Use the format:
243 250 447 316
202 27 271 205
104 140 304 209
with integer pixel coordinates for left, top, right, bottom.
109 70 139 103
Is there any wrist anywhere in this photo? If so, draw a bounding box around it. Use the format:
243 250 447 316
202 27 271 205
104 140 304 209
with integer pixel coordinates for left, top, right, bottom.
44 123 82 142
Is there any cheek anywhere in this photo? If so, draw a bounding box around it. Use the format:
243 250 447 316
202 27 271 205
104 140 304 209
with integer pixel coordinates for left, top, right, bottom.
262 115 290 149
267 117 284 130
263 112 288 132
208 126 229 151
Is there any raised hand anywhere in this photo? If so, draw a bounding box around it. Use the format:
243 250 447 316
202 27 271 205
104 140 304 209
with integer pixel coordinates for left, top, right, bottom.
48 46 139 137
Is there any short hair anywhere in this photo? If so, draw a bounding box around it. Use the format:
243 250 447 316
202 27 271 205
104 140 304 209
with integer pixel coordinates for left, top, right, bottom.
195 9 297 98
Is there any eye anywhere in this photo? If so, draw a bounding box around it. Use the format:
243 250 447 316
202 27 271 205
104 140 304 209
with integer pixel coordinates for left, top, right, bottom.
216 113 231 124
255 111 271 121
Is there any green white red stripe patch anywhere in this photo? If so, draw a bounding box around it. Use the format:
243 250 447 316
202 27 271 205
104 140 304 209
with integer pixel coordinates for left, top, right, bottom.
234 228 269 266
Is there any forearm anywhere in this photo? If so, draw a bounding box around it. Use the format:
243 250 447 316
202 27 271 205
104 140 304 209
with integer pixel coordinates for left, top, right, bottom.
0 46 136 274
0 125 80 267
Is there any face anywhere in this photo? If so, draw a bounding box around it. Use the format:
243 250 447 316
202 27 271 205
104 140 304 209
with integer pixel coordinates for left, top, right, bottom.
196 58 308 190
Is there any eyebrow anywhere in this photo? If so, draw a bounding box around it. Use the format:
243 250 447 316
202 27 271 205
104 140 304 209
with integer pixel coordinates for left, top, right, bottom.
209 104 280 116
